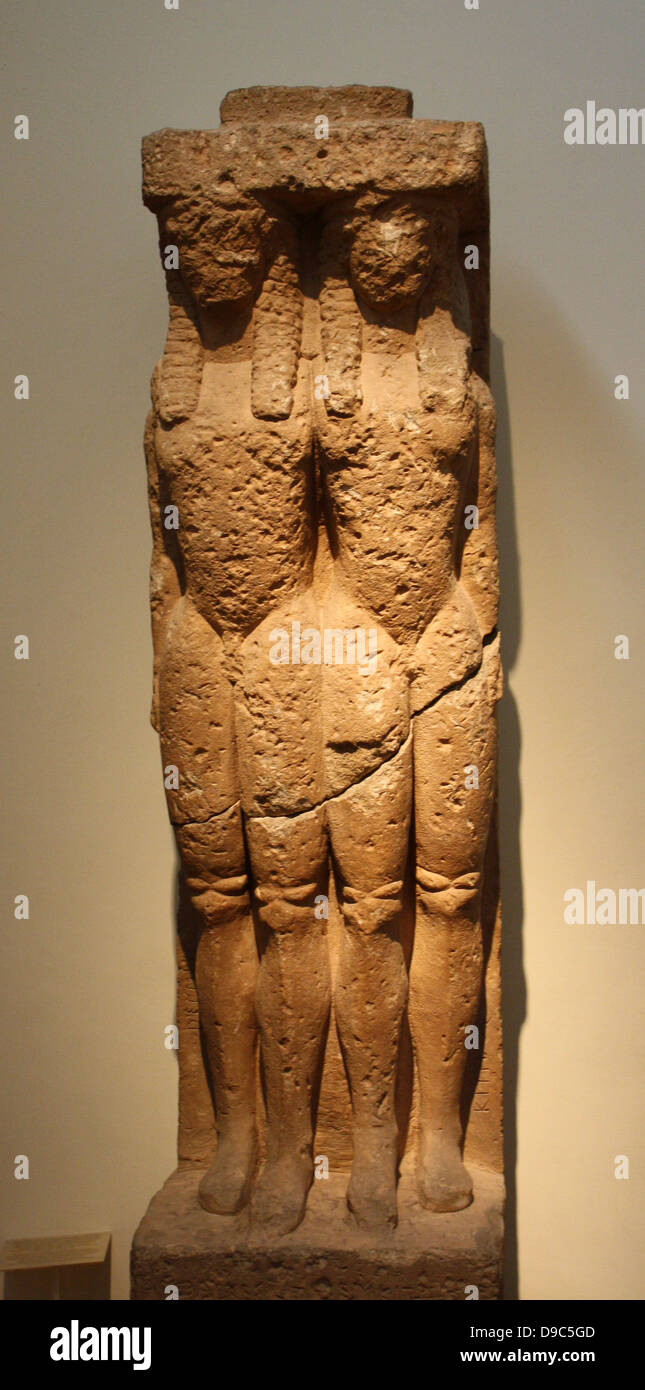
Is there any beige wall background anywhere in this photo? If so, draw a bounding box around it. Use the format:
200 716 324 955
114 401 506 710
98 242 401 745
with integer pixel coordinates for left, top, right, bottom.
1 0 643 1301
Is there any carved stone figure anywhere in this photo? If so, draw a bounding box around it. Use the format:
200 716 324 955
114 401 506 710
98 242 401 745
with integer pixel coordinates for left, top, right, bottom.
132 86 504 1301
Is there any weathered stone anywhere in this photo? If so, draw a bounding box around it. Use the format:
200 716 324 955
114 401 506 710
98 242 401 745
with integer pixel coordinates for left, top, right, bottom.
133 85 503 1300
131 1165 503 1301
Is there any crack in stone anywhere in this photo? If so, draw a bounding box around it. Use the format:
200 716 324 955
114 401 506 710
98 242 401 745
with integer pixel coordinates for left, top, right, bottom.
246 726 415 825
171 800 241 829
244 625 499 825
168 626 499 830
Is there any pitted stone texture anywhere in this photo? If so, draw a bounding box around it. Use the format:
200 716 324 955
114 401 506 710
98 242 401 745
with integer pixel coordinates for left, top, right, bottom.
131 1165 503 1301
220 85 414 123
138 85 503 1273
142 122 487 211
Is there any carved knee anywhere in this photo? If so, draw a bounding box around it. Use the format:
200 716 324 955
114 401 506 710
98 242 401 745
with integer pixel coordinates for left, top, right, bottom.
188 872 250 925
343 880 404 933
416 866 481 917
255 881 319 933
175 811 249 925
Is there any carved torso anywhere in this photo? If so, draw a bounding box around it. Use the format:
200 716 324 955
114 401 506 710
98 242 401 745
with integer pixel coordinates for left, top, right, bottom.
317 391 479 646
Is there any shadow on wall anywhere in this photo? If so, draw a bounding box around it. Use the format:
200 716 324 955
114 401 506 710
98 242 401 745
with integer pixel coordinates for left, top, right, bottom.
491 245 645 1299
491 329 525 1303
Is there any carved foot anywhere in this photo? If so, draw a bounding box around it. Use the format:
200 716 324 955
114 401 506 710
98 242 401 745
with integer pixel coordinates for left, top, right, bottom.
346 1124 398 1230
251 1152 313 1237
417 1128 473 1213
198 1123 258 1215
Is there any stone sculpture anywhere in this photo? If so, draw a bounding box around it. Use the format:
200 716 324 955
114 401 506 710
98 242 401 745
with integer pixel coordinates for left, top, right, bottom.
132 86 504 1300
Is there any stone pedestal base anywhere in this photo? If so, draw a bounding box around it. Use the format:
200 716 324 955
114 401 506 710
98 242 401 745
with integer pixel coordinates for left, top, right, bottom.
131 1163 503 1301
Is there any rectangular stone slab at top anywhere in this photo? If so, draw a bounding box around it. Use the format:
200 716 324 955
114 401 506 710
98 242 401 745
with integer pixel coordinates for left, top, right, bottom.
219 84 415 121
141 120 488 219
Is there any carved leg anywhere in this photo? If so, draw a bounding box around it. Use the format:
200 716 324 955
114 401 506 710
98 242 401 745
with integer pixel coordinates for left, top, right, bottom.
246 809 331 1237
328 739 412 1229
159 597 259 1214
410 642 499 1212
175 813 259 1214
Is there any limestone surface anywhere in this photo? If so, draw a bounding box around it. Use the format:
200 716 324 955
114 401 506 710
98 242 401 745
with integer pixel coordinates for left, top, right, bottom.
135 86 503 1299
